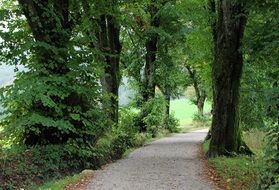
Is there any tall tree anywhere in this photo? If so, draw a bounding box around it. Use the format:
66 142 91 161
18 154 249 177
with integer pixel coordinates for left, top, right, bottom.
185 65 207 116
97 8 122 124
0 0 104 145
142 0 160 102
81 0 122 124
18 0 75 144
207 0 252 156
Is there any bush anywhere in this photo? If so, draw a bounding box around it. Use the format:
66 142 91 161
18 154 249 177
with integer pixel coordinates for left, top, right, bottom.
0 103 171 189
119 107 138 138
0 127 135 189
131 133 152 147
193 113 210 123
0 144 82 189
142 96 166 137
164 113 180 133
258 122 279 190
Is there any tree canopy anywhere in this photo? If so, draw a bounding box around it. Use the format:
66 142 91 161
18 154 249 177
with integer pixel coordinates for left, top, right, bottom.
0 0 278 189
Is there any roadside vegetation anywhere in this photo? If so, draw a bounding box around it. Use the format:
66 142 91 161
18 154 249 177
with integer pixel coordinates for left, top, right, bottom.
0 97 204 189
203 129 266 190
0 0 278 190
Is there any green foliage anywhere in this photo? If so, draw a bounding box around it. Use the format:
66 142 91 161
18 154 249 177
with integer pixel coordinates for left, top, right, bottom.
0 0 107 147
258 123 279 190
0 145 81 189
36 173 87 190
210 156 260 190
193 113 211 123
119 107 138 137
164 113 180 133
0 124 146 189
241 1 279 185
142 96 166 137
131 133 152 148
203 131 263 190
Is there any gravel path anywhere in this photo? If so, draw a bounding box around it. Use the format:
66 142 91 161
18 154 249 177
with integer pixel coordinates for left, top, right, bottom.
85 129 215 190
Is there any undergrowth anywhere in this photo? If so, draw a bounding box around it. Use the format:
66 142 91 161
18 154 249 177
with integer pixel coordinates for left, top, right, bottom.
0 103 179 189
203 129 265 190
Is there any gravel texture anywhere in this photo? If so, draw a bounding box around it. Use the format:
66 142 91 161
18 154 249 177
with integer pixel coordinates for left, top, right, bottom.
85 129 215 190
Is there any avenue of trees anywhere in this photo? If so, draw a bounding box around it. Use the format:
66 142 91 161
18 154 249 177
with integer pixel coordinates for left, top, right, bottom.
0 0 278 189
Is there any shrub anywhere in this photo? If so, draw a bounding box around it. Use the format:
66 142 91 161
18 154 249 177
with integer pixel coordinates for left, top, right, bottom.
119 107 138 138
0 127 136 189
193 113 210 123
142 96 166 137
258 122 279 190
164 113 180 133
0 144 82 189
131 133 152 147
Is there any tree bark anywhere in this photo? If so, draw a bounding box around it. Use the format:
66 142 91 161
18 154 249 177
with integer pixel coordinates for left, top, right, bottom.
81 1 121 124
164 89 171 124
18 0 92 145
185 65 206 116
207 0 252 157
142 1 160 102
98 14 122 124
138 1 160 132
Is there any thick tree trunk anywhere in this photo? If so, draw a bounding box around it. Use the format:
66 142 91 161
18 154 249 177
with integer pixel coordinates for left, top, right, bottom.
138 1 160 132
207 0 252 157
18 0 93 145
81 1 121 124
98 14 122 124
142 1 160 102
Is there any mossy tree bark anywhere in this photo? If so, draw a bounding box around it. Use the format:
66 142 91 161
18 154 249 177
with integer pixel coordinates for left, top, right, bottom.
207 0 252 157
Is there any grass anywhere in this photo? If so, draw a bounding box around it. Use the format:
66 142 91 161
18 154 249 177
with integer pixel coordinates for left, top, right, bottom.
203 129 265 190
210 156 260 190
243 129 266 155
35 173 87 190
170 98 211 127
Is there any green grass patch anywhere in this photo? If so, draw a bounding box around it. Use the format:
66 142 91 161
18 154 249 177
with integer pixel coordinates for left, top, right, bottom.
203 130 264 190
210 156 260 190
35 173 86 190
170 98 211 126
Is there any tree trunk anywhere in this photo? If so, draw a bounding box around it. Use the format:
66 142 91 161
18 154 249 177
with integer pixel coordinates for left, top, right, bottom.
185 65 206 116
197 98 205 116
142 1 160 102
164 90 171 124
207 0 252 157
18 0 80 145
98 14 122 124
138 1 160 132
81 1 121 124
